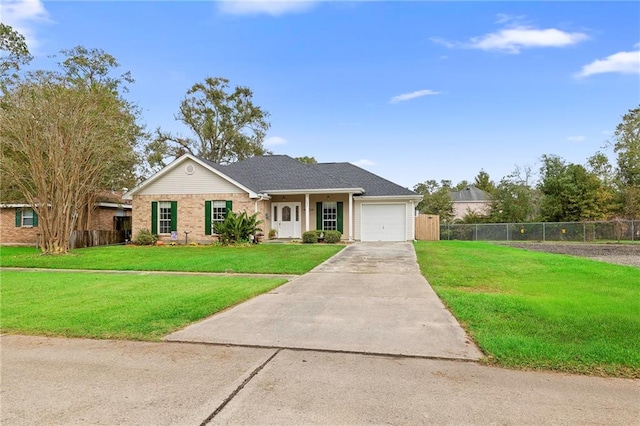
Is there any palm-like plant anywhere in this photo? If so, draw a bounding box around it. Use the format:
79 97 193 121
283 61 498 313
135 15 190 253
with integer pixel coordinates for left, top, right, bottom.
214 211 262 244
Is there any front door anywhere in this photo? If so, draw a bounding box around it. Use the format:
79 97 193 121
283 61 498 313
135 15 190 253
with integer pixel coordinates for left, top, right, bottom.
272 203 301 238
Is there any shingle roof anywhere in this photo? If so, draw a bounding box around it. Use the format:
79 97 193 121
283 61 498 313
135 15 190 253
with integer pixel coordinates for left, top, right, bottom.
200 155 417 197
315 163 417 197
450 186 491 202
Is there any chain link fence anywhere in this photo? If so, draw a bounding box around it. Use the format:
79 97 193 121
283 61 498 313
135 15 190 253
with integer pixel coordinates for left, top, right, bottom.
440 220 639 242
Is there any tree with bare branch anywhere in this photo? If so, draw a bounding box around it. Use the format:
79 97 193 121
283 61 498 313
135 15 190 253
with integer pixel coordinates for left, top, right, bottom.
146 77 271 170
0 47 143 254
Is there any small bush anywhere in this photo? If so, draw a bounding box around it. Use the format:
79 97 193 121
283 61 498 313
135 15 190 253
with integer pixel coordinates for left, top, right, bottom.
324 230 342 243
302 231 318 244
135 229 158 245
314 230 324 239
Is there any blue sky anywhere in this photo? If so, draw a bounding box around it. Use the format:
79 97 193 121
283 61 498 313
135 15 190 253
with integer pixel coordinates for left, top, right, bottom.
2 0 639 189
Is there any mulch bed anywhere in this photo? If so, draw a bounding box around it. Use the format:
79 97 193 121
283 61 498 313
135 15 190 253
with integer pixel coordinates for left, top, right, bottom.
501 242 640 268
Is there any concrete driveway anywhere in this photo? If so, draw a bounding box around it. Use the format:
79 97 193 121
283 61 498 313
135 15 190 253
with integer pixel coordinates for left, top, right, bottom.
166 242 482 360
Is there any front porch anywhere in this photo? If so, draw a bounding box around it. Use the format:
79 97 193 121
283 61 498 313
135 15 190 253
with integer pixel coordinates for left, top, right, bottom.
266 192 355 241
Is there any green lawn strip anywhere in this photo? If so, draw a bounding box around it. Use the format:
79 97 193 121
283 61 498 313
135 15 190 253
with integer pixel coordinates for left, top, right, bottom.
0 270 287 341
414 241 640 378
0 244 343 274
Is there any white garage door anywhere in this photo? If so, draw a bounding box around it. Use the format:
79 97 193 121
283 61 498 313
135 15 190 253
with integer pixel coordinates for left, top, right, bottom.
361 204 406 241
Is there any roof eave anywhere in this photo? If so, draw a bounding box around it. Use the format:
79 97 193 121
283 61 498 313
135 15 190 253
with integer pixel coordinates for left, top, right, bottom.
262 188 365 195
356 195 423 201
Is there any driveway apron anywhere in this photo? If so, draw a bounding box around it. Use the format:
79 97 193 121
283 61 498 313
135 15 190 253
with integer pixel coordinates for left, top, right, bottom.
166 242 482 360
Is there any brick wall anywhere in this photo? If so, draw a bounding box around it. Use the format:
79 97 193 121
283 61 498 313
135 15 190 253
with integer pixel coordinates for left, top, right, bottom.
132 193 268 243
0 208 39 245
89 207 131 230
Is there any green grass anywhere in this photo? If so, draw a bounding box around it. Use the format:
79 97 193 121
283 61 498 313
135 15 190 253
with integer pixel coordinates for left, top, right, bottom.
414 241 640 378
0 244 344 274
0 270 287 340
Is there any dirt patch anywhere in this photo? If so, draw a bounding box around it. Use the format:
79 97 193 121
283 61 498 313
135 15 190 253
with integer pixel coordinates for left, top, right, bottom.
501 243 640 268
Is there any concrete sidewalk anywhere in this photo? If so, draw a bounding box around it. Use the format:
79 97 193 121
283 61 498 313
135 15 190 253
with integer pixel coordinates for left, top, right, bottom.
2 335 638 425
166 242 482 360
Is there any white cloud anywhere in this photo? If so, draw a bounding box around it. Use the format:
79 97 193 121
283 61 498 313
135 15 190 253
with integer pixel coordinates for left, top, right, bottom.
495 13 525 25
576 50 640 78
390 89 441 104
264 136 287 146
468 27 588 54
0 0 50 50
432 21 588 54
217 0 317 16
352 159 376 168
567 135 586 143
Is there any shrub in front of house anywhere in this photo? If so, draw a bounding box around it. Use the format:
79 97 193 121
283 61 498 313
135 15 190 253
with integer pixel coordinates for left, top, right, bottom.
324 230 342 243
135 229 158 245
214 211 262 245
302 231 318 243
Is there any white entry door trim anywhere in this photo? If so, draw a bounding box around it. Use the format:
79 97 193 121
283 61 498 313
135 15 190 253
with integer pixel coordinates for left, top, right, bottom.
272 202 302 238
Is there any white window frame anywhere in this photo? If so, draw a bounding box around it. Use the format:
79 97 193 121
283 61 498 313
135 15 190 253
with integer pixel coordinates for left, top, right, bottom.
21 208 34 227
158 201 172 234
212 200 227 226
322 202 337 231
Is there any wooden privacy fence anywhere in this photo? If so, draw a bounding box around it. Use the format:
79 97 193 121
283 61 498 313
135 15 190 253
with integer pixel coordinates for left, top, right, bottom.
415 214 440 241
69 230 126 249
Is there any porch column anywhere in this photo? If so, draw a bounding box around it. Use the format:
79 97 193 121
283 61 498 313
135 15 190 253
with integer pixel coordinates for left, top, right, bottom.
348 192 353 241
305 193 310 232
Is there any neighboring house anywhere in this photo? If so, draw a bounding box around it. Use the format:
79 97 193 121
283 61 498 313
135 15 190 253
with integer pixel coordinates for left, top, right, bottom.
0 201 132 246
450 186 491 221
123 154 422 242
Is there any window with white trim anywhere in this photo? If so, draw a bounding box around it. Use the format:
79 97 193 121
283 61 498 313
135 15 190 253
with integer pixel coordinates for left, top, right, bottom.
22 208 35 227
159 201 172 234
322 202 337 231
212 200 227 224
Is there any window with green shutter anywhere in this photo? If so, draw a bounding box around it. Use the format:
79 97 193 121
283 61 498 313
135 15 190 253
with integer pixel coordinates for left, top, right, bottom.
15 207 38 227
152 201 177 234
317 201 343 232
206 200 232 235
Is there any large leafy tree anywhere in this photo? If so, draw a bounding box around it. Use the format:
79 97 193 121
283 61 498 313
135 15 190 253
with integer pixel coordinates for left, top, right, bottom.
0 23 32 84
613 105 640 187
612 106 640 218
147 77 271 169
489 168 538 223
473 169 496 194
0 46 144 254
413 180 454 222
538 155 612 222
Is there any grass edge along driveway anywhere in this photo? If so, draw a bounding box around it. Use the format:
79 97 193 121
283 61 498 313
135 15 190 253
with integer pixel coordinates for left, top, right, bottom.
1 243 344 340
0 244 344 275
0 270 288 341
414 241 640 378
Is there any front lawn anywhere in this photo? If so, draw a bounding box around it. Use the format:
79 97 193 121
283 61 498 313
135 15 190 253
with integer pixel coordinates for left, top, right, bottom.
414 241 640 378
0 244 343 274
0 270 287 340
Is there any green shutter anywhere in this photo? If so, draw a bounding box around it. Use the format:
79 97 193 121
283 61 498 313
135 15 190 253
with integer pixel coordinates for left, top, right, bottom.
337 202 344 233
316 202 323 230
225 200 232 217
15 209 21 227
151 201 158 234
170 201 178 231
33 210 38 227
205 201 212 235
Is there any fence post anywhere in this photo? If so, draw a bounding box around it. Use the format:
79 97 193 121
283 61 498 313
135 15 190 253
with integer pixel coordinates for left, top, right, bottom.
506 223 509 241
474 224 478 241
583 223 586 243
543 223 546 242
